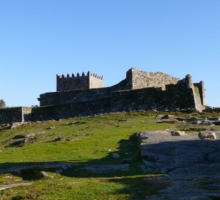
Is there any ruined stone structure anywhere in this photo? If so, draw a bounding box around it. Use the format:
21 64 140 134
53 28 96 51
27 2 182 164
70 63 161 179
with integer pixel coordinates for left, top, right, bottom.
0 68 206 125
38 68 181 107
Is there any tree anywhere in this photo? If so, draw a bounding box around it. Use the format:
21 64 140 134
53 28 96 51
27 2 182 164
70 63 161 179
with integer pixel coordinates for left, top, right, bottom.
0 99 6 108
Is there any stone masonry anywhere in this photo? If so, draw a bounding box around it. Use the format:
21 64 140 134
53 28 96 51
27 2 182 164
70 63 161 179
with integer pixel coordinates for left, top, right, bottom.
126 68 180 90
57 71 103 92
0 68 206 124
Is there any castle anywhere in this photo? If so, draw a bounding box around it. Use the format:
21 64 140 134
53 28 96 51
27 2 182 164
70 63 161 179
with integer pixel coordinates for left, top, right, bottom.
0 68 205 125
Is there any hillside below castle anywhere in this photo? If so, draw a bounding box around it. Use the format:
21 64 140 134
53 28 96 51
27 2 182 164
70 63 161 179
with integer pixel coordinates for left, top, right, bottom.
0 68 205 125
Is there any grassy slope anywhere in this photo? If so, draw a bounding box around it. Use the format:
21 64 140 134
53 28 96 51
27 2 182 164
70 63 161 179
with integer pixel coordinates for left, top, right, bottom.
0 111 216 199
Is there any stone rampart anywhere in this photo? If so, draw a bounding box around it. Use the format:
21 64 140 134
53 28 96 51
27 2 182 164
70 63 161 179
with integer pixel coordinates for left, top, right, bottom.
31 79 198 121
39 79 129 106
0 68 206 124
40 68 182 107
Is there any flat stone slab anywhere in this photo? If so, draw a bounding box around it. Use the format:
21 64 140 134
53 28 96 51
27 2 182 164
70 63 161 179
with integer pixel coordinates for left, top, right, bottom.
138 131 220 199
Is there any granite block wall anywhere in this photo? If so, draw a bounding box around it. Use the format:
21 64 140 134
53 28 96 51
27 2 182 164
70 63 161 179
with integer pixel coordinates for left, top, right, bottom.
39 78 129 106
0 107 32 125
57 72 103 92
0 68 206 125
128 68 180 90
32 79 201 122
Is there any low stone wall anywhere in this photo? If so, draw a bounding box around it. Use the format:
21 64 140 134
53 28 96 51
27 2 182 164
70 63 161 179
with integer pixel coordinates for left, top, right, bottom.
0 107 33 125
0 107 23 125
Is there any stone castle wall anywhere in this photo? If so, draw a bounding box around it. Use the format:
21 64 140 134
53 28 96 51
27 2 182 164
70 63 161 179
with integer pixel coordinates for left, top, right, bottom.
31 77 198 121
40 68 181 107
127 68 180 90
57 72 103 92
39 78 129 106
89 74 103 89
0 68 206 125
194 81 205 105
0 107 32 125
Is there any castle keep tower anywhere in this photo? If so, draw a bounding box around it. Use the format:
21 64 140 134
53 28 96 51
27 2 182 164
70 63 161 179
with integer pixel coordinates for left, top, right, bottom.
57 71 103 91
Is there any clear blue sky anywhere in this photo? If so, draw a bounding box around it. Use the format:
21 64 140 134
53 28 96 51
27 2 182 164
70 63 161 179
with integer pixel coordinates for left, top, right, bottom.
0 0 220 107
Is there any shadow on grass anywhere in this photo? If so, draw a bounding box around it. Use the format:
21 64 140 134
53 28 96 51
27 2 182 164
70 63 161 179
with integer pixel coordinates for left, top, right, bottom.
3 136 220 199
0 133 164 199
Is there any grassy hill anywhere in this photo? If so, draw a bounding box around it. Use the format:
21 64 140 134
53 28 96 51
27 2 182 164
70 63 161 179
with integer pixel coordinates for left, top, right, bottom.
0 111 216 199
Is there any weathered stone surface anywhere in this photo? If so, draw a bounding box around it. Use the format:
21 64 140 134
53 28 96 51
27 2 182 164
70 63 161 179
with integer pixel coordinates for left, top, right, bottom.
208 117 220 121
199 120 213 126
57 71 103 92
187 117 198 122
161 115 176 120
25 133 37 143
176 117 186 121
171 131 185 136
138 131 220 199
41 171 54 178
198 131 216 140
155 114 165 120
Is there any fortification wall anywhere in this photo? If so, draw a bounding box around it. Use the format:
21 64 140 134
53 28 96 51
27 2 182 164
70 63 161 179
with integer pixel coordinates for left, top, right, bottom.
0 107 32 125
57 72 103 92
89 73 103 88
32 80 199 121
21 107 32 122
128 68 180 90
0 68 205 125
194 81 206 105
0 107 22 125
39 68 204 109
39 78 129 106
183 74 205 111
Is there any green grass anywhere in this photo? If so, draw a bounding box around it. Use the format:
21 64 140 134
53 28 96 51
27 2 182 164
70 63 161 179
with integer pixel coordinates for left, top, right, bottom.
0 111 218 199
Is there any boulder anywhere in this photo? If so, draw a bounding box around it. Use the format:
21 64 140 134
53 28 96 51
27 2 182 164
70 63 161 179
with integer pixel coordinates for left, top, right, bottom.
208 117 220 121
200 121 213 126
187 117 198 122
176 117 186 122
212 121 220 125
155 115 165 120
198 131 216 140
25 133 37 143
171 131 185 136
54 137 62 142
161 115 176 120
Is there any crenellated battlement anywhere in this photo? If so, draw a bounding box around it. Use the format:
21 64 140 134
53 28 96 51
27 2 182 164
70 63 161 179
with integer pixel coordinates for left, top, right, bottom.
56 71 103 92
57 72 103 80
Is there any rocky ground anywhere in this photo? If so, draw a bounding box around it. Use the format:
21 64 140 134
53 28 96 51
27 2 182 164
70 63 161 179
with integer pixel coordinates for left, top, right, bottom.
1 114 220 199
138 114 220 199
